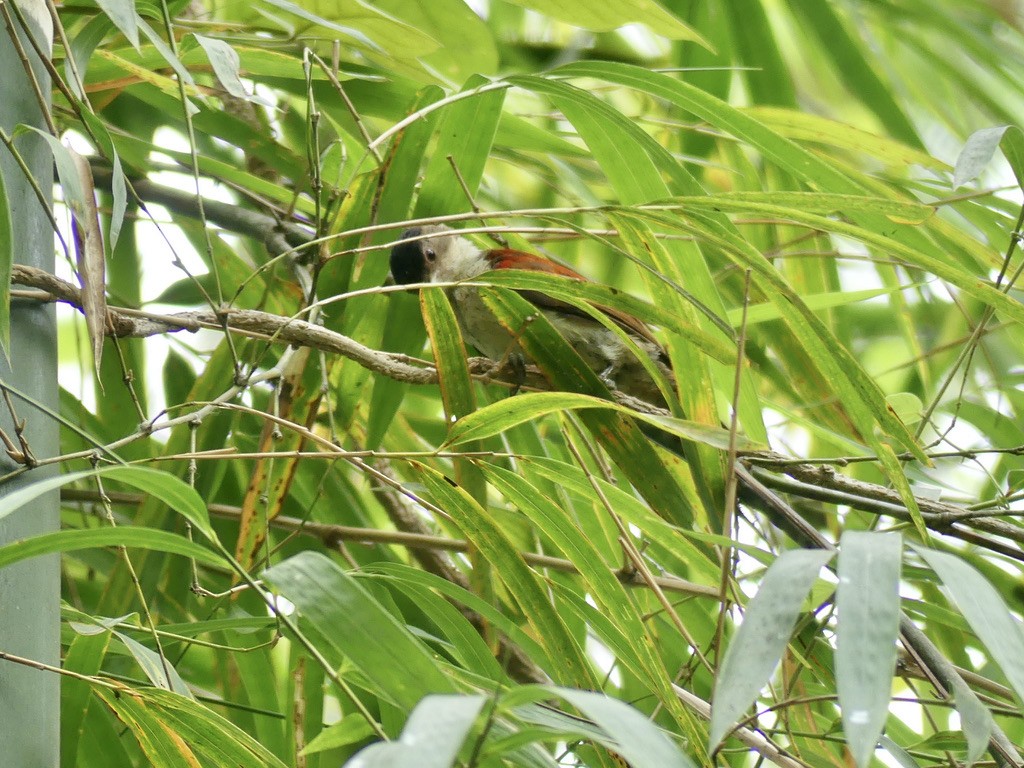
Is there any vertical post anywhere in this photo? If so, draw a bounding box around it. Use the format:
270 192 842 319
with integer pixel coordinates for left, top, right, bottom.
0 0 59 766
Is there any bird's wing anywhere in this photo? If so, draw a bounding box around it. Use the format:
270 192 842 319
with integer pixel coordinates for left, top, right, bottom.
484 248 661 347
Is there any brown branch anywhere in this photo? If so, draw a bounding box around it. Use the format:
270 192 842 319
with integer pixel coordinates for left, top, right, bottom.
12 263 544 391
20 261 1024 554
744 456 1024 550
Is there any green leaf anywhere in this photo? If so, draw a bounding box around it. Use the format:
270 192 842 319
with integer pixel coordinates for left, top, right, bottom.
0 466 214 540
705 191 934 223
414 75 505 217
480 466 681 703
66 13 114 98
370 563 551 666
95 686 199 767
95 687 291 768
476 267 735 362
725 2 795 107
415 464 598 687
785 0 921 148
347 694 486 768
728 286 920 327
94 0 138 48
445 391 752 451
710 548 834 749
114 630 194 697
948 676 994 766
19 127 90 220
62 628 112 766
137 17 196 89
364 86 443 450
550 61 858 193
875 443 928 542
522 456 718 580
516 75 669 205
503 0 709 45
877 735 924 768
953 125 1024 190
372 0 498 84
913 546 1024 706
101 466 215 539
420 287 475 421
0 527 224 571
384 577 505 680
746 107 946 170
194 34 259 102
477 286 697 526
262 551 455 709
547 687 697 768
257 0 439 60
302 718 376 755
836 532 902 768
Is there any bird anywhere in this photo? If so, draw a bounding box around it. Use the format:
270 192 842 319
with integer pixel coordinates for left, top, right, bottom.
389 224 675 406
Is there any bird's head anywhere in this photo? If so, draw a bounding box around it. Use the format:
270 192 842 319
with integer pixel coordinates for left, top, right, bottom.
390 224 461 285
390 224 493 286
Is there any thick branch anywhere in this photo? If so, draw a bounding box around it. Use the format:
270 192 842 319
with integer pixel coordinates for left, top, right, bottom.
744 457 1024 550
12 263 544 390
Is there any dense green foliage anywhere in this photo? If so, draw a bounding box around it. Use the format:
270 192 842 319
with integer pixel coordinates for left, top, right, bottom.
3 0 1024 766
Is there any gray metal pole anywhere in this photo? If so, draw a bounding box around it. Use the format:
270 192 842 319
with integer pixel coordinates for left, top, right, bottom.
0 0 59 765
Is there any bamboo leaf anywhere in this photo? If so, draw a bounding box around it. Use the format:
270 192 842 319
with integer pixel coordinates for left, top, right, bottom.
414 75 505 217
347 695 486 768
94 0 138 48
953 125 1024 190
913 546 1024 706
445 390 752 451
415 463 598 688
95 687 291 768
37 466 214 540
949 676 994 766
477 286 699 527
785 0 921 148
710 548 834 750
480 466 675 690
420 287 475 421
67 147 107 377
0 528 224 570
836 532 902 768
549 687 697 768
194 35 264 103
262 551 455 709
475 267 735 362
502 0 708 45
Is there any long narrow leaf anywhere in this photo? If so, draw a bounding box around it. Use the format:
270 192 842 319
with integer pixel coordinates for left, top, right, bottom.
914 546 1024 706
262 551 455 709
836 532 903 768
710 548 834 749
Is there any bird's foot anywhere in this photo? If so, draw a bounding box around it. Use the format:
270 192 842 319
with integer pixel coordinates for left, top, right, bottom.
489 351 527 395
506 352 527 395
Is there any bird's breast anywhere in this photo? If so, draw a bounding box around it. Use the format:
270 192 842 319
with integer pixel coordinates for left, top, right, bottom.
449 285 516 360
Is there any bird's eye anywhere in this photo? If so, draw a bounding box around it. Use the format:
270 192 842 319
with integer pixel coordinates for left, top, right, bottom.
424 248 436 263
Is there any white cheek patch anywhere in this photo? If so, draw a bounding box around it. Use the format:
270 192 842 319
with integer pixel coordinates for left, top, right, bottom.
432 239 491 283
